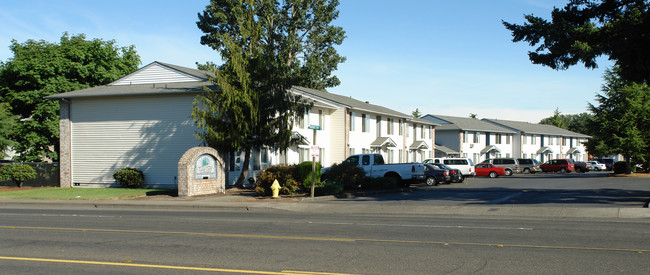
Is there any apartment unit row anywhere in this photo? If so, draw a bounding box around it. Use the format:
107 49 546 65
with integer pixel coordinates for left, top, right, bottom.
422 115 590 164
48 62 437 188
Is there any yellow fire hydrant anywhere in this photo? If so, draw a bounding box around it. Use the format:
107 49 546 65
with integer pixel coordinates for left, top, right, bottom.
271 179 280 199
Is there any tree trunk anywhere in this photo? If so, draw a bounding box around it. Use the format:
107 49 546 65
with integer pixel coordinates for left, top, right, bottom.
625 156 632 174
235 148 252 188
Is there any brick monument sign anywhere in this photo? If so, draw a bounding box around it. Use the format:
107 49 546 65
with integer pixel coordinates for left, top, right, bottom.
177 147 225 197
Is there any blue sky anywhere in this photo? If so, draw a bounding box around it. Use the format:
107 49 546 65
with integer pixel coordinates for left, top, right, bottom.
0 0 612 122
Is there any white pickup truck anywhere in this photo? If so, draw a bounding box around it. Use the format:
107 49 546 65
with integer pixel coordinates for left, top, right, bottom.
336 154 426 185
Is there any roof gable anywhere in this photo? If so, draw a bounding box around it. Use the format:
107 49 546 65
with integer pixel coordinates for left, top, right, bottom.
110 61 212 85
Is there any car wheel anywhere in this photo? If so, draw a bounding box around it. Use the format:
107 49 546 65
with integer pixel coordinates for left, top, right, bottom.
425 176 437 186
505 169 513 176
489 171 497 178
560 168 567 173
458 175 464 183
523 168 531 174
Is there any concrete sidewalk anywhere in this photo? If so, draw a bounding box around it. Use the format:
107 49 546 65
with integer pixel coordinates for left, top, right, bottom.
1 190 649 220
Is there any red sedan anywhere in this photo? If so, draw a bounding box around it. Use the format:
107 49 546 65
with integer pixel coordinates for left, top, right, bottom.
474 163 506 178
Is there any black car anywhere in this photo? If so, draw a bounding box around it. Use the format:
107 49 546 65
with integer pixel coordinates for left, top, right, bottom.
574 161 590 173
423 163 450 186
426 163 463 184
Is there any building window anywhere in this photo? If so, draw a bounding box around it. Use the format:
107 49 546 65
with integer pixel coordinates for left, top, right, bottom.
349 112 355 131
299 148 309 163
506 153 510 158
523 135 527 145
406 123 410 137
549 136 554 145
496 134 502 144
523 153 527 158
362 148 370 154
506 135 511 144
463 131 468 143
349 148 355 156
398 119 404 136
562 137 567 146
413 123 417 138
376 116 382 136
387 118 394 135
473 132 480 143
318 110 324 130
532 135 537 145
387 150 394 164
398 149 403 162
362 114 368 132
420 125 425 138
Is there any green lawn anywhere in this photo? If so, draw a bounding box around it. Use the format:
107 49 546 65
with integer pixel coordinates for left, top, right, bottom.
0 188 174 200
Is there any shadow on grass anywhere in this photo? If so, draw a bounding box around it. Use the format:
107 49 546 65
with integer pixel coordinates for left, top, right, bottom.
146 189 178 197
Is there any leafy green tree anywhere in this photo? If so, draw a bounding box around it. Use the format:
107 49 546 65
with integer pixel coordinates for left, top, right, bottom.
587 68 650 173
0 33 140 162
0 103 18 158
195 0 345 187
503 0 650 84
412 108 421 118
539 108 569 129
539 108 594 135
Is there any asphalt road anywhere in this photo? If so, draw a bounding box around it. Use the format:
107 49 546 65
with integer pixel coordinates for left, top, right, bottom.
329 171 650 208
1 206 650 274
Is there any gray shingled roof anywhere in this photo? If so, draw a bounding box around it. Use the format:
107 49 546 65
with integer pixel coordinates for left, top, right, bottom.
435 144 458 154
46 81 214 99
292 86 438 125
483 118 590 138
421 114 515 133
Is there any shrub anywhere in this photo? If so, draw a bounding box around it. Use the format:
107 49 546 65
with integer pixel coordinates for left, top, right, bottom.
113 168 144 188
613 161 628 174
255 165 302 196
314 180 344 196
321 162 366 190
296 161 321 189
0 163 37 187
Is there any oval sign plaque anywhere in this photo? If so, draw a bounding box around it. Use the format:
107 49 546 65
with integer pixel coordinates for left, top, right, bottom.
195 154 217 180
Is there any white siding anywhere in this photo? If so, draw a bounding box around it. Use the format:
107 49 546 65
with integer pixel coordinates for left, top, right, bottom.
111 63 202 85
329 108 346 165
70 94 199 188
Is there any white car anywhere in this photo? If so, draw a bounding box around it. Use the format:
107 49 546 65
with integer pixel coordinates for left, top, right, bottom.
423 158 476 178
589 161 607 171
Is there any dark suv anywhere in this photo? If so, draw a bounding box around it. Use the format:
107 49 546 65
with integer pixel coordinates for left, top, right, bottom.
597 158 615 171
540 159 575 173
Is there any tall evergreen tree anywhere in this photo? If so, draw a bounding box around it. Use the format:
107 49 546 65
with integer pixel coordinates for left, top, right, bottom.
587 68 650 173
195 0 346 187
0 33 140 161
503 0 650 84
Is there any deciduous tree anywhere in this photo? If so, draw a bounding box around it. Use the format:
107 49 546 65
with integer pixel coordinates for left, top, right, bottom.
0 33 140 161
194 0 345 187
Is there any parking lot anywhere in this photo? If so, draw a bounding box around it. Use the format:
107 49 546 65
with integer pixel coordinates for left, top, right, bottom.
334 172 650 208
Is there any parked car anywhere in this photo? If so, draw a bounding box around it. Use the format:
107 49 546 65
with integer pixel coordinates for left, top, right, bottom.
474 163 506 178
427 162 463 183
589 161 607 171
597 158 615 171
540 159 575 173
423 163 450 186
479 158 520 176
574 161 591 173
423 158 475 178
517 158 542 174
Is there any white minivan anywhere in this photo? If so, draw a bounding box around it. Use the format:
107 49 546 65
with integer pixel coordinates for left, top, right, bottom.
423 158 476 179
